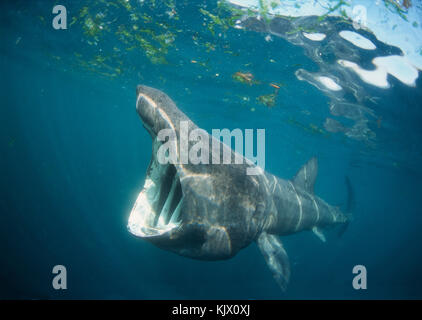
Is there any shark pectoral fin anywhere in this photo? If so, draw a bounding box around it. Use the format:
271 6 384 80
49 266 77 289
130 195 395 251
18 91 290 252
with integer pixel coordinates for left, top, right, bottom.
256 232 290 291
292 157 318 193
312 226 326 242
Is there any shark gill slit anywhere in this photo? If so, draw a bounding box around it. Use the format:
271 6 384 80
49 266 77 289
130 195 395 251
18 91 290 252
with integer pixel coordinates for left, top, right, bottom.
289 181 303 231
311 195 320 225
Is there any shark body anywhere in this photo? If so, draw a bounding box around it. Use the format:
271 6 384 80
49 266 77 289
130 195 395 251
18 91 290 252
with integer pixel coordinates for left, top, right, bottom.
128 85 350 290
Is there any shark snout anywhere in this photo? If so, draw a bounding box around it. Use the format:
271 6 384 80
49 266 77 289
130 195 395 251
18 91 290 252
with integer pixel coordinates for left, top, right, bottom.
136 85 193 139
136 85 161 136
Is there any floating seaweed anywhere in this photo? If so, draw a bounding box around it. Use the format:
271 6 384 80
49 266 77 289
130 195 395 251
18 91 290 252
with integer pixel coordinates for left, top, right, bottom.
232 71 259 85
257 93 277 107
287 118 328 137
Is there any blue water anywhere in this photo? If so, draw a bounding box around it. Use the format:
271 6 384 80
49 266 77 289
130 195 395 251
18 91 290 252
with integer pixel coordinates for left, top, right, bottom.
1 1 422 299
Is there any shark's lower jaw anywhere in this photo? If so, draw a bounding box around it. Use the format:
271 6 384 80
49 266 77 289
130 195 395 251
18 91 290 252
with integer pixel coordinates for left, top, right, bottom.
128 148 184 238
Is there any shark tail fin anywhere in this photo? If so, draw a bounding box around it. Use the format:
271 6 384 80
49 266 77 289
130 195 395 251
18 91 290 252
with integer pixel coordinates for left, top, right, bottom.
256 232 290 291
337 176 355 237
337 220 349 238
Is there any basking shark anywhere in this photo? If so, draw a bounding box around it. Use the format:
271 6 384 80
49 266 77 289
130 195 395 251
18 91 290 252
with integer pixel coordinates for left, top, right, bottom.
128 85 350 290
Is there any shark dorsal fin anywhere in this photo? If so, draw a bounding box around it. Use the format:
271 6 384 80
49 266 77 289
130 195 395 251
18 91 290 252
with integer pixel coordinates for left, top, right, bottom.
292 157 318 193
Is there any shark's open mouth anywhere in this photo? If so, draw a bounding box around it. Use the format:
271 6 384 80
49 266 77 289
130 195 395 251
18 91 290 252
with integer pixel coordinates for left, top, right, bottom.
128 145 184 238
128 86 187 238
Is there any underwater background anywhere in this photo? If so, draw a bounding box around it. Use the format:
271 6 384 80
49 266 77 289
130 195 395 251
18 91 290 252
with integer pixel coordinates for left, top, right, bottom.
1 0 422 299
